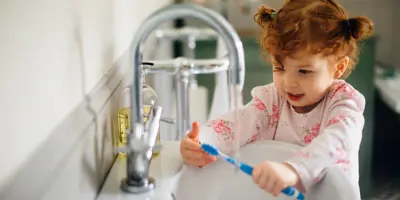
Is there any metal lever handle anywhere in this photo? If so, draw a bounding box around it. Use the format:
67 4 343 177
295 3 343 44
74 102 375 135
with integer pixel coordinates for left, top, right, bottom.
143 101 156 132
154 27 218 41
160 116 175 124
142 58 229 75
143 113 175 124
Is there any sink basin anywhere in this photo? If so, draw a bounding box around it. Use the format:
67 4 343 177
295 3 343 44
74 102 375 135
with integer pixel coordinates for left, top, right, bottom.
172 140 361 200
97 140 360 200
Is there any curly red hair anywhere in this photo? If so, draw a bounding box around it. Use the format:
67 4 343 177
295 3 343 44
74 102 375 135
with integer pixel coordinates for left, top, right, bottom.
254 0 374 78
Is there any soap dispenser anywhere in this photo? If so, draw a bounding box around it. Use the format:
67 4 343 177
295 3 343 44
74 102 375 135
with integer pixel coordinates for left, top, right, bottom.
114 65 162 158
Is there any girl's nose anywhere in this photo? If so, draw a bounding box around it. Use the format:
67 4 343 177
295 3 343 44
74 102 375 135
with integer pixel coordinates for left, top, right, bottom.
283 76 299 88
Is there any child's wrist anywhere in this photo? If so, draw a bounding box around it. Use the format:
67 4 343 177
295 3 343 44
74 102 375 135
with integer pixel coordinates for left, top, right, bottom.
282 162 305 193
282 162 300 182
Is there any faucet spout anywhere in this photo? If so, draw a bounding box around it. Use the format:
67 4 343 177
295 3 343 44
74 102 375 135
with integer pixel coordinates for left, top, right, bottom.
122 3 245 194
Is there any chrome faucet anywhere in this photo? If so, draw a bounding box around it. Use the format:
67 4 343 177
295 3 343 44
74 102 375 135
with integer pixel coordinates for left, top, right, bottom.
142 57 229 140
120 3 245 194
151 27 222 140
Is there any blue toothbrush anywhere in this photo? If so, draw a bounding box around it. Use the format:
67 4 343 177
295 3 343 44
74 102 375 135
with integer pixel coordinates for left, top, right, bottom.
201 143 305 200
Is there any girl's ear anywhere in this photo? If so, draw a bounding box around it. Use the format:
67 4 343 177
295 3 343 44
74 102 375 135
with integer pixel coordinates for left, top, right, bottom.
334 56 349 79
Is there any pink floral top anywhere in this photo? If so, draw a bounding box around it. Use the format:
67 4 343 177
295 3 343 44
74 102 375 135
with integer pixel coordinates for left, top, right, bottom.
198 80 365 192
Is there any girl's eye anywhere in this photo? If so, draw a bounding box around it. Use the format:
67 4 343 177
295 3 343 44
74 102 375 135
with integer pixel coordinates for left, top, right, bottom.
299 69 312 74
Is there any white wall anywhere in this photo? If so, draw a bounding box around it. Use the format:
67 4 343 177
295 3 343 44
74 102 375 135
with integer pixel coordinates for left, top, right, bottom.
0 0 171 195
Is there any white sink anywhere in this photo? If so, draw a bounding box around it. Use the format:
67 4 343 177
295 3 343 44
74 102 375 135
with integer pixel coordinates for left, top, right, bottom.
97 140 360 200
172 140 361 200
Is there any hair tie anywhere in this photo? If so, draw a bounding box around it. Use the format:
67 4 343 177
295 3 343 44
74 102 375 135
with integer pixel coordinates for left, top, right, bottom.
271 12 277 19
347 18 362 39
346 19 351 29
340 18 355 39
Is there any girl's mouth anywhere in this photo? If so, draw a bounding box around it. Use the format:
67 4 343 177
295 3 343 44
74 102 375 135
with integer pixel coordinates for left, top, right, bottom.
287 93 305 101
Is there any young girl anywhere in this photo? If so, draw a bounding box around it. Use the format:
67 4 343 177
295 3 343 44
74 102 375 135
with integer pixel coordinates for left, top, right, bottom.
180 0 374 197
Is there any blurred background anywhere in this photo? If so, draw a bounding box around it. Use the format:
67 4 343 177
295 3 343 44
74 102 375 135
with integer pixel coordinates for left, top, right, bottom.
0 0 399 199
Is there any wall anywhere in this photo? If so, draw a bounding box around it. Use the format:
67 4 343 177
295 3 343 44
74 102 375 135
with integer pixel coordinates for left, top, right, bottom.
0 0 172 199
394 0 400 68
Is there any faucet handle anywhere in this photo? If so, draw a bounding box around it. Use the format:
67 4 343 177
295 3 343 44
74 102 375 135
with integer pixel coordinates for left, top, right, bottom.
143 104 156 132
143 113 175 124
147 105 163 148
160 116 175 124
115 131 160 153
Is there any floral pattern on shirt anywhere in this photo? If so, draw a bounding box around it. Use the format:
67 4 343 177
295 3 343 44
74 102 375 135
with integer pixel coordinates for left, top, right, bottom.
207 119 235 144
329 82 358 101
303 122 321 144
252 97 266 111
330 148 350 172
247 133 260 143
269 104 280 128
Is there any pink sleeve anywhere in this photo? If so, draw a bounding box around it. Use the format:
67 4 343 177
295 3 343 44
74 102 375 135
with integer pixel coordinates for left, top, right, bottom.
199 83 280 154
285 83 365 192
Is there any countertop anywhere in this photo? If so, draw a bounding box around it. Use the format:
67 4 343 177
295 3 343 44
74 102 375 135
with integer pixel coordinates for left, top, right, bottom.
97 141 183 200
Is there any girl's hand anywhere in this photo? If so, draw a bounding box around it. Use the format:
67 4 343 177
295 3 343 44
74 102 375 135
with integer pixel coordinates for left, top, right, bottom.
251 161 300 197
180 122 217 167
